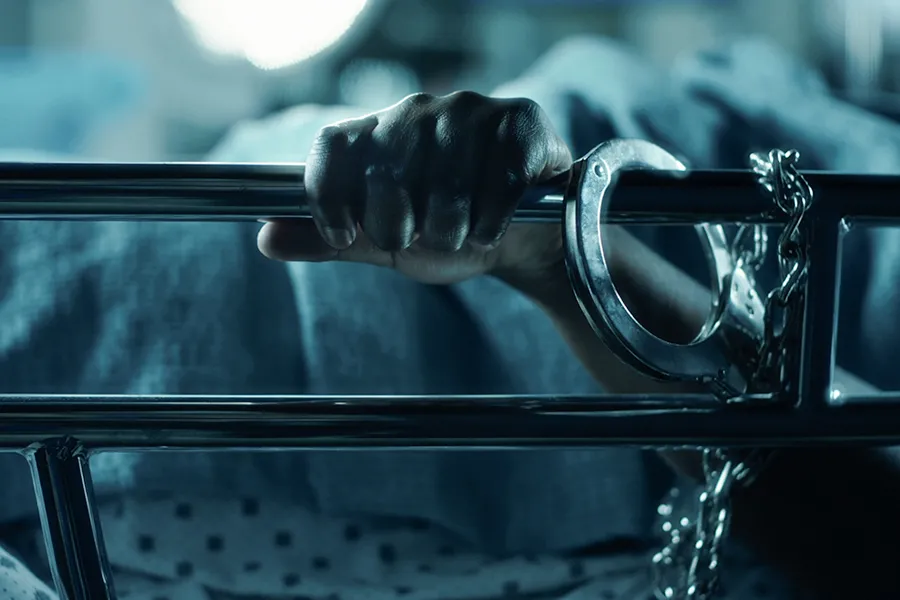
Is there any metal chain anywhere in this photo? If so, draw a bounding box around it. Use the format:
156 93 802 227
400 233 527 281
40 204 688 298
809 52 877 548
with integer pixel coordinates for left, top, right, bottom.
748 149 814 392
651 149 814 600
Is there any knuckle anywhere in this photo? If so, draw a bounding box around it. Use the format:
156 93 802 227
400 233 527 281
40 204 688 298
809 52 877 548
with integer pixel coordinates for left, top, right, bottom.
364 162 406 194
363 164 400 192
373 115 429 163
400 92 435 108
312 124 350 151
381 94 434 132
431 92 496 152
443 90 486 108
496 97 543 143
433 113 459 152
501 97 542 120
493 98 548 184
306 125 354 198
319 114 378 148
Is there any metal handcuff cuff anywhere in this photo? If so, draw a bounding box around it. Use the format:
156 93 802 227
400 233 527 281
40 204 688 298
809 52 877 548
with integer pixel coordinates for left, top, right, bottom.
561 140 814 600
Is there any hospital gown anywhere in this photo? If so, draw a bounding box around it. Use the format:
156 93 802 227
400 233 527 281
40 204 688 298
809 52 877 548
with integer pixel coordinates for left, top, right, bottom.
0 37 892 599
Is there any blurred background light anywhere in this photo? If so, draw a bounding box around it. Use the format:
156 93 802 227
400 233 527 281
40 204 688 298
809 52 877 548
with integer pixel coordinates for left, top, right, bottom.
171 0 370 70
339 59 420 108
2 0 895 161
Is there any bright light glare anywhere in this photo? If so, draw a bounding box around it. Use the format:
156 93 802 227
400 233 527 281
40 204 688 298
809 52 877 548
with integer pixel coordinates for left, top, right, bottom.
172 0 369 70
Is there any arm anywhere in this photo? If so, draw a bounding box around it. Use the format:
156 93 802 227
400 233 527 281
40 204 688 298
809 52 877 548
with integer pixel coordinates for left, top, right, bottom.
262 91 900 597
500 225 900 599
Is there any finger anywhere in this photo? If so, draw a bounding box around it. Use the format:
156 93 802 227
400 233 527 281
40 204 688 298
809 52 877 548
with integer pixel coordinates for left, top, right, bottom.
360 162 417 251
419 193 471 252
468 99 541 246
356 96 435 252
537 125 573 180
257 220 338 262
470 99 572 245
418 92 489 251
258 220 396 268
304 119 373 249
468 167 523 248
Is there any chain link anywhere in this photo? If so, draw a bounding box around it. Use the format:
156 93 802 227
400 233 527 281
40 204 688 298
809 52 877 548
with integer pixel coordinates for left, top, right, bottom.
652 149 814 600
748 149 814 392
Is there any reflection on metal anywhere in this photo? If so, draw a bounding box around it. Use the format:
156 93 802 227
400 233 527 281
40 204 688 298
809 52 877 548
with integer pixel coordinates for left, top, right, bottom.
4 160 900 223
25 439 115 600
0 141 896 598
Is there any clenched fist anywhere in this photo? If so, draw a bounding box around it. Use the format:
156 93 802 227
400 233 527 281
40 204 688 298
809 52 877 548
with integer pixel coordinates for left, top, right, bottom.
257 91 572 284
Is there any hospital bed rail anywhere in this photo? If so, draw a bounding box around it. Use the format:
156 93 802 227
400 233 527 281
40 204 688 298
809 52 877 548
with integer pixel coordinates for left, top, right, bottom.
0 157 896 599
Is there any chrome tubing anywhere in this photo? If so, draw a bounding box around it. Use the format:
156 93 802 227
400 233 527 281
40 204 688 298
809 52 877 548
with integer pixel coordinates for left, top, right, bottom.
2 160 900 223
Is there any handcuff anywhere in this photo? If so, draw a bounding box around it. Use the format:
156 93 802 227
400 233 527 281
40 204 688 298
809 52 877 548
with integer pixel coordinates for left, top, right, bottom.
560 140 813 600
562 139 766 399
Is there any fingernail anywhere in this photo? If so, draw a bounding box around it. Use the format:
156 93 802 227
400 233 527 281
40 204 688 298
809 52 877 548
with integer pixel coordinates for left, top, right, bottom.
324 227 355 249
468 237 502 251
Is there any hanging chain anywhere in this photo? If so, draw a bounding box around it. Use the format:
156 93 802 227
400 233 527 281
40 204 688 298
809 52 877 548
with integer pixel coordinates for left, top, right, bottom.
651 149 814 600
747 149 814 393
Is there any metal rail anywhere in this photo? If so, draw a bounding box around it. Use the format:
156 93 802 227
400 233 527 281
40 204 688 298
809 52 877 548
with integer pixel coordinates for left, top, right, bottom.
0 159 895 599
0 393 897 450
2 161 900 223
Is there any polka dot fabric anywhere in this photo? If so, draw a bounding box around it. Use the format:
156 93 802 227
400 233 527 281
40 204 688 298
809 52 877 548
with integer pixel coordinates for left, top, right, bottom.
0 550 57 600
0 494 795 599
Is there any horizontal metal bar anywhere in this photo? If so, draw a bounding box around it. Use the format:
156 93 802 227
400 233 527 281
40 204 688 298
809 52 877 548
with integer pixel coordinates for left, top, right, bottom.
1 394 900 449
2 162 900 223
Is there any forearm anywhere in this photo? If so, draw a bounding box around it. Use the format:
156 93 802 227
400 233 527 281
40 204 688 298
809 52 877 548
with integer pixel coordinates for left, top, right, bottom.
497 226 709 394
497 226 900 597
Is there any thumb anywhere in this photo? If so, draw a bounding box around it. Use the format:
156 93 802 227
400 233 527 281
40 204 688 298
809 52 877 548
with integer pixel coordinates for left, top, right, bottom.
257 220 394 267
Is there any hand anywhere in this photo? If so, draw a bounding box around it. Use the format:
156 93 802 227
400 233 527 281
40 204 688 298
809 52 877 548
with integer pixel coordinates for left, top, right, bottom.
257 91 572 285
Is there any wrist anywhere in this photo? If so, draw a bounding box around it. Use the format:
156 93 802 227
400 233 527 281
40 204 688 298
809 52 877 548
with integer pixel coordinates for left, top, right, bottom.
491 255 577 314
490 224 632 303
493 226 708 343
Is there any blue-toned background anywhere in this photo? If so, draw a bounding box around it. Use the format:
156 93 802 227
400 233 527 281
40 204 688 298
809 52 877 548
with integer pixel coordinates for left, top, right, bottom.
0 49 143 154
469 0 729 4
0 0 880 161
